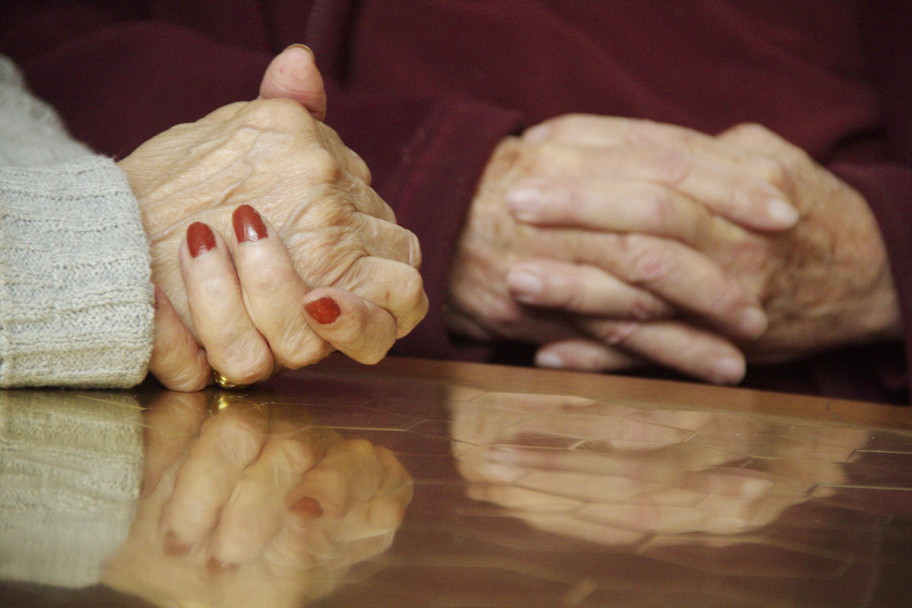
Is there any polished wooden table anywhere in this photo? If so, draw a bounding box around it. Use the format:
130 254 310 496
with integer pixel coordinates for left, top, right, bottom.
3 355 912 607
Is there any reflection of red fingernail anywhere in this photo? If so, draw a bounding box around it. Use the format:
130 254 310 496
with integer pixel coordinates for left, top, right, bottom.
304 297 340 324
207 557 239 573
164 532 190 556
233 204 268 243
187 222 216 258
290 496 324 518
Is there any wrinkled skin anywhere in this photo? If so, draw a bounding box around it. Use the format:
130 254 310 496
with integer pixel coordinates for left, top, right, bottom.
133 46 426 391
122 97 425 336
448 115 900 382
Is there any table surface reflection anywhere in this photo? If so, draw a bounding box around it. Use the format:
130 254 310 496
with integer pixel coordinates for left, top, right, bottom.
3 355 912 607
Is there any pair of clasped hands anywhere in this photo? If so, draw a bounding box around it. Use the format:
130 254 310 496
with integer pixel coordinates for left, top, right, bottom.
449 114 901 384
125 45 427 391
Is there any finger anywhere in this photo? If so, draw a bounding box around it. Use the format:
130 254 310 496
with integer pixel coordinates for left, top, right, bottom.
535 338 645 373
285 439 387 524
181 221 274 386
312 120 374 185
348 212 421 267
159 398 269 553
141 391 209 499
574 319 748 384
148 286 211 391
302 288 398 364
333 257 428 338
564 232 767 340
716 122 798 157
507 259 675 319
520 119 798 231
227 98 373 185
506 176 752 250
311 446 412 564
229 205 332 369
258 44 327 121
208 432 324 567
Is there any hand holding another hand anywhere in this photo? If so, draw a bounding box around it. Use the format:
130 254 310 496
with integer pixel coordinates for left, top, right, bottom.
103 390 412 608
123 46 427 390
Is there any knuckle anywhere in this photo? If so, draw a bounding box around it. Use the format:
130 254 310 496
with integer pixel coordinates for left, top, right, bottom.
753 155 788 187
594 321 638 347
304 147 344 183
638 185 678 233
275 340 327 370
405 230 422 268
208 416 266 463
272 438 317 472
627 293 673 321
220 348 273 385
622 235 674 284
398 269 427 311
346 438 377 458
246 96 306 125
349 150 372 183
654 148 692 185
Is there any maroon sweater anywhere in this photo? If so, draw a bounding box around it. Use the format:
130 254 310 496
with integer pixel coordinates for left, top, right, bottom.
3 1 910 403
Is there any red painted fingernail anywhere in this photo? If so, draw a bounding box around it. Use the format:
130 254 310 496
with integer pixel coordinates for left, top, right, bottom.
187 222 216 258
290 496 324 519
232 204 268 243
304 296 341 324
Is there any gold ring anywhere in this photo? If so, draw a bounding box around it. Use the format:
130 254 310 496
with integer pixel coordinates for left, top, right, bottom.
211 369 249 390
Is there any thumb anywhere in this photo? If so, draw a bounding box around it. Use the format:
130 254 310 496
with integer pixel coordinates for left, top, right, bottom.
258 44 327 121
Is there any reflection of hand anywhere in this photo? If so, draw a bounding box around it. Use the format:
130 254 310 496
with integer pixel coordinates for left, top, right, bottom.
122 46 427 388
450 394 866 545
103 391 412 608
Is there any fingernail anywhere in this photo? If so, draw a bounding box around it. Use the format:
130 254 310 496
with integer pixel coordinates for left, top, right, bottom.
507 270 544 301
289 496 324 519
505 186 543 221
283 43 313 56
187 222 216 258
164 532 190 556
738 306 768 339
767 197 799 228
536 352 564 369
232 204 268 243
304 296 341 324
709 356 745 385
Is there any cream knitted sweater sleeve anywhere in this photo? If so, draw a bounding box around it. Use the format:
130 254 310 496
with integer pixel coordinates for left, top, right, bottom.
0 55 154 387
0 390 143 588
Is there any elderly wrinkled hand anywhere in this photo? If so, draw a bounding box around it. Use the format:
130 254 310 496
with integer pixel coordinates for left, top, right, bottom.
122 47 427 390
448 114 900 383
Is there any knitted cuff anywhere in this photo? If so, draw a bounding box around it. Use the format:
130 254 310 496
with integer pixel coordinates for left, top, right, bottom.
0 157 154 388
